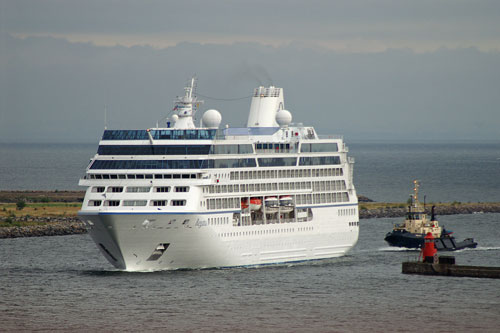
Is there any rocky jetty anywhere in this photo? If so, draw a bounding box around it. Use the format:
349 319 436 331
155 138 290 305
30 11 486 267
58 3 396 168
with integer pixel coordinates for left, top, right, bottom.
359 202 500 219
0 217 87 239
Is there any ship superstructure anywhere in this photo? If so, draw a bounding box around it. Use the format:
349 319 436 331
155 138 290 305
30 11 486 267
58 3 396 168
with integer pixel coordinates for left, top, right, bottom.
78 79 359 271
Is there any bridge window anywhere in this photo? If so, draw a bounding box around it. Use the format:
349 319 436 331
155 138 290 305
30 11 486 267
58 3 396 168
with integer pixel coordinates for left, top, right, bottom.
300 143 338 153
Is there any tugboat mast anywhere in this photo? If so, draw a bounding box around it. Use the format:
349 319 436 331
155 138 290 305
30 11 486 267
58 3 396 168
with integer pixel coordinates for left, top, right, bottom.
413 180 420 209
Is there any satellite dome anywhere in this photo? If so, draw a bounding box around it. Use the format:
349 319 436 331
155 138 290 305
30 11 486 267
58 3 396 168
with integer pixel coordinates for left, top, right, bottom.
276 109 292 127
202 109 222 128
171 114 179 122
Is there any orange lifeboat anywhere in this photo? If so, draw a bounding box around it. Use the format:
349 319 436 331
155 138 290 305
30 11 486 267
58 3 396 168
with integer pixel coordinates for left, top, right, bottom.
241 198 262 211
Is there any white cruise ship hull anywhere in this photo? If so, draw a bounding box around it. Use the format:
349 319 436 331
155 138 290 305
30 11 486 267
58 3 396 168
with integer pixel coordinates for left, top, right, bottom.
79 206 359 271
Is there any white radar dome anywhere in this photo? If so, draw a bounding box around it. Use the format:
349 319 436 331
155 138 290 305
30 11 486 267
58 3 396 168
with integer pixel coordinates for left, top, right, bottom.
171 114 179 122
276 109 292 127
202 109 222 128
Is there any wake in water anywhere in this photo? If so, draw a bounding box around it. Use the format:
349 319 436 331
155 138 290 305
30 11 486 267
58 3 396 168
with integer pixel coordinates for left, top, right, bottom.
378 246 419 252
464 246 500 252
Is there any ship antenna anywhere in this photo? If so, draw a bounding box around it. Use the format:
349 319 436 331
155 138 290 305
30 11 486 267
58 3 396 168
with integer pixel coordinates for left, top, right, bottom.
413 180 419 203
104 104 108 130
408 195 412 220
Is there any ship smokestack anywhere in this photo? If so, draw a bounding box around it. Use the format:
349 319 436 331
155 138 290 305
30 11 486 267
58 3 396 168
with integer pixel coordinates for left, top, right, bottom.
246 86 284 127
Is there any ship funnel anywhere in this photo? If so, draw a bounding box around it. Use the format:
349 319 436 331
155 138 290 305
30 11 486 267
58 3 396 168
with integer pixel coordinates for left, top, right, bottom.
246 86 284 127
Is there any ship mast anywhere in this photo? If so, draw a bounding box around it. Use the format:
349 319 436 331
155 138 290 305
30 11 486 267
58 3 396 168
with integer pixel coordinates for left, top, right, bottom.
171 77 204 129
412 180 424 212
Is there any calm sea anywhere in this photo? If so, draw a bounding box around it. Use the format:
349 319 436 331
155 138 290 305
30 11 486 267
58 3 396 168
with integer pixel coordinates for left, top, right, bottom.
1 141 499 331
1 214 499 331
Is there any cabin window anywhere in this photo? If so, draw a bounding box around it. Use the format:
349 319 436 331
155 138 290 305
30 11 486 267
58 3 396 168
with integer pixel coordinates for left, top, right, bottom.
127 186 150 193
123 200 147 206
108 186 123 193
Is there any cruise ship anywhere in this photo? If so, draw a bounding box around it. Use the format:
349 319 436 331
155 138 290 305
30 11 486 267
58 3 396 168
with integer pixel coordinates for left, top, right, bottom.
78 78 359 271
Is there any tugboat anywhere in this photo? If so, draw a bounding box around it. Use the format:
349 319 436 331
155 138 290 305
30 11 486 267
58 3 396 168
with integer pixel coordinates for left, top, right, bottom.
384 180 477 251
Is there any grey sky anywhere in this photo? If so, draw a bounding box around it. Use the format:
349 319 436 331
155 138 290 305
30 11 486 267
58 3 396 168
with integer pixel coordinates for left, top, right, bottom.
1 0 499 143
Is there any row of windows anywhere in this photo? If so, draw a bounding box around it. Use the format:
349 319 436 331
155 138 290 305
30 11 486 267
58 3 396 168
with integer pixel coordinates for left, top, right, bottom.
312 180 346 191
101 132 337 154
86 173 198 180
91 186 189 193
294 192 350 205
255 143 297 154
102 129 217 140
206 192 350 210
349 222 359 227
204 180 346 194
229 168 343 180
299 156 340 166
300 143 338 153
258 157 297 167
88 199 186 207
207 198 241 210
97 144 254 156
90 159 257 170
90 155 340 170
208 216 230 226
211 144 253 154
218 226 314 238
339 208 357 216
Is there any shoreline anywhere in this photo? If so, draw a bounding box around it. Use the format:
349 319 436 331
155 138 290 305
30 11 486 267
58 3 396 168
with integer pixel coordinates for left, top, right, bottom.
1 191 499 239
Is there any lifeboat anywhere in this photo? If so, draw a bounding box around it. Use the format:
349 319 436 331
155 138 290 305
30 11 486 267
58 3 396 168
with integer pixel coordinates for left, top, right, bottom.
264 197 279 213
279 195 294 213
241 198 262 211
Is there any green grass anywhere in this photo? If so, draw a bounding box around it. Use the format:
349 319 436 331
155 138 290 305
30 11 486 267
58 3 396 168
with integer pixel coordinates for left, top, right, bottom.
0 220 54 228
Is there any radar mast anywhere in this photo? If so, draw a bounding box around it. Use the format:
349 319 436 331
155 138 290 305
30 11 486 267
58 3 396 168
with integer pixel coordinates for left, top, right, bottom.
171 77 204 129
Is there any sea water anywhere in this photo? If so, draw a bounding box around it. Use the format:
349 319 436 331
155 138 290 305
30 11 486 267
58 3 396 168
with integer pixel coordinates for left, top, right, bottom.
1 214 499 331
0 141 499 331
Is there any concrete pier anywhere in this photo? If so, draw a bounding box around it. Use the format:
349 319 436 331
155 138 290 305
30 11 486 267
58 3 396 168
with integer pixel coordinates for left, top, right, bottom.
402 261 500 279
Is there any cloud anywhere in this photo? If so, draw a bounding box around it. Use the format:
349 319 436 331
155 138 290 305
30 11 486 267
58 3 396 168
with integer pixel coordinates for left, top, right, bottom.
2 0 500 52
1 33 499 143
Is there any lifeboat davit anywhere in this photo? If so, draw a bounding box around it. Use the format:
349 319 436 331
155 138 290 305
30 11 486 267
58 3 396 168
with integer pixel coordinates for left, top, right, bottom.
241 198 262 211
264 197 279 213
279 195 294 213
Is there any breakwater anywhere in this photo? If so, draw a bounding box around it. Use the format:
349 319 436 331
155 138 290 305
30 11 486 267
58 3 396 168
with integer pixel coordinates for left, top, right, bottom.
0 217 87 239
359 202 500 219
402 261 500 279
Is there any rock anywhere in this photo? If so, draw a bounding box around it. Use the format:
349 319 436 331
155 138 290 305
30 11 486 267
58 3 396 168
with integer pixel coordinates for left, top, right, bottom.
0 220 87 239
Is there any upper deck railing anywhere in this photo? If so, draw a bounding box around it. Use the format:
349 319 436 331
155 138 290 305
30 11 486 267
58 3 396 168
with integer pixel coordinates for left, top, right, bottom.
101 128 344 142
317 134 343 140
